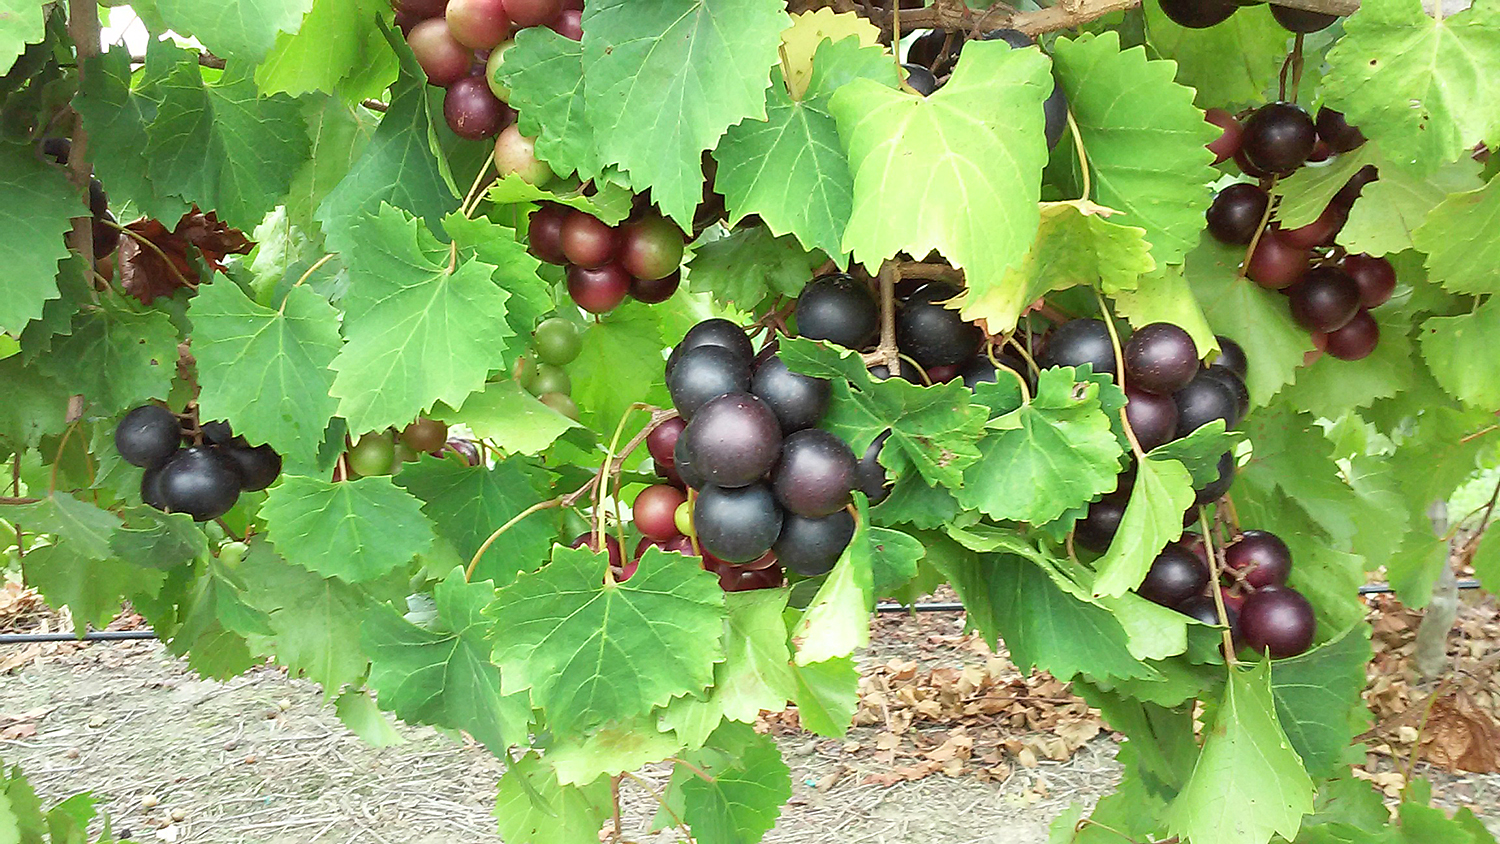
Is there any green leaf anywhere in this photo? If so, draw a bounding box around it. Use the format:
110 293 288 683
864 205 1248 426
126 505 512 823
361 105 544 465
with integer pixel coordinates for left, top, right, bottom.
255 0 397 101
788 656 859 738
144 63 311 229
36 298 179 418
569 303 669 434
1339 156 1484 257
330 205 514 432
394 456 554 585
188 280 342 467
494 753 613 844
660 589 796 749
0 357 69 450
111 506 211 571
1272 146 1381 230
831 41 1050 320
261 475 435 582
792 496 874 665
1111 264 1217 356
1323 0 1500 173
676 722 791 844
488 546 726 734
1281 309 1415 418
2 493 123 560
498 27 602 181
437 381 582 456
1422 299 1500 410
484 176 635 225
333 688 404 747
957 367 1124 526
1414 174 1500 295
1270 626 1373 778
1049 32 1220 265
159 555 267 680
1148 421 1241 487
545 716 685 786
363 567 530 754
21 545 164 630
0 142 79 334
869 526 923 597
1092 454 1196 598
581 0 786 228
284 98 379 233
1143 1 1289 107
155 0 315 64
687 226 825 312
1166 660 1315 844
1475 524 1500 595
442 213 553 346
238 540 372 692
0 0 48 77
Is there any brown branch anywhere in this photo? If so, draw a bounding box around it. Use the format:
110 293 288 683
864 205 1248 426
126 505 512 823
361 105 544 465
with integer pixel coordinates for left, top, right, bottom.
67 0 102 268
858 0 1358 37
896 260 964 284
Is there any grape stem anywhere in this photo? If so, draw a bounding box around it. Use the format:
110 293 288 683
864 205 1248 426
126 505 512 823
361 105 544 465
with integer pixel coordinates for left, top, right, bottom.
1093 291 1147 461
595 403 652 551
279 254 336 313
1072 817 1147 843
620 771 693 840
1234 175 1280 283
460 149 498 219
877 262 900 369
1199 506 1241 667
466 497 564 581
610 775 624 842
986 342 1032 404
1066 111 1091 202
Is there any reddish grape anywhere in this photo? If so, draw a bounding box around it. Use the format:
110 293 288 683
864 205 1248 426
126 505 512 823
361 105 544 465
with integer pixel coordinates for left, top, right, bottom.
548 9 583 40
1238 586 1316 658
1206 183 1269 245
1125 386 1179 451
924 363 962 383
501 0 562 27
397 0 449 19
656 459 686 490
443 75 511 140
527 204 569 264
445 0 511 49
647 417 687 467
570 532 624 569
1287 266 1361 332
635 535 694 561
1219 586 1247 615
1323 309 1379 360
566 263 631 313
1205 108 1243 165
1332 164 1379 209
1223 530 1292 588
1340 253 1396 307
633 484 688 540
402 418 449 453
1245 229 1311 291
719 562 785 592
1241 102 1317 176
560 210 619 268
1306 140 1332 163
1316 107 1366 153
1123 322 1200 395
409 18 472 86
1277 203 1347 249
1158 0 1237 27
618 216 685 281
438 438 482 466
630 270 681 304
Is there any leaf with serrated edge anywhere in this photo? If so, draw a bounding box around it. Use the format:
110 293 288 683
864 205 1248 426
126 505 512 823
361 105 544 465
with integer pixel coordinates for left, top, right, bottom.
1270 626 1373 778
1271 146 1380 229
570 303 669 434
687 226 825 312
831 41 1049 320
37 299 178 418
1413 174 1500 295
789 656 859 738
261 475 434 582
1419 300 1500 410
156 0 314 64
1143 1 1288 108
0 143 76 334
485 174 634 225
239 540 372 693
495 753 613 844
1166 660 1314 844
0 0 48 77
1339 156 1483 257
436 381 582 456
22 545 165 630
256 0 397 101
497 27 602 181
1281 309 1415 418
779 9 882 99
488 546 726 734
1092 454 1196 598
793 496 874 665
581 0 786 228
1111 264 1217 358
545 716 685 786
676 722 791 844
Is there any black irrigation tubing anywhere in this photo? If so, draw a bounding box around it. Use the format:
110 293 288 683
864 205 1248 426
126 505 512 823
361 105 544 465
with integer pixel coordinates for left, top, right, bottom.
0 582 1487 645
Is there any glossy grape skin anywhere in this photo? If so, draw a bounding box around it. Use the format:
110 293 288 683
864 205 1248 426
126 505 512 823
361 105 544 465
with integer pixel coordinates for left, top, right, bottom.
1125 387 1179 452
1042 85 1068 150
961 356 1000 389
446 0 511 49
666 345 752 421
141 465 169 510
1224 530 1292 588
1322 309 1379 361
1270 3 1338 31
751 355 831 434
1178 595 1238 633
1332 164 1380 209
1173 370 1241 437
1278 203 1347 249
681 392 783 488
1158 0 1237 28
409 18 471 86
719 562 785 592
634 484 688 540
775 509 856 576
1288 266 1361 332
565 264 631 313
1316 108 1366 153
1201 368 1250 422
158 446 244 522
1241 102 1317 176
439 438 483 466
494 124 552 185
647 417 687 468
443 75 511 140
630 270 681 304
1124 323 1200 395
348 434 397 477
531 363 571 396
902 64 939 96
673 435 707 489
560 210 618 268
501 0 562 27
1138 545 1211 608
1195 451 1236 505
1206 183 1269 245
1210 335 1248 380
200 420 234 446
115 405 181 468
667 319 755 374
693 483 784 564
1238 586 1316 658
796 274 880 350
1340 253 1396 308
224 444 282 492
618 216 684 281
773 429 857 518
1075 495 1127 553
897 284 984 369
527 204 569 264
856 431 892 504
1246 229 1311 291
402 418 450 453
1205 108 1243 164
548 8 583 39
1039 318 1117 377
533 317 582 366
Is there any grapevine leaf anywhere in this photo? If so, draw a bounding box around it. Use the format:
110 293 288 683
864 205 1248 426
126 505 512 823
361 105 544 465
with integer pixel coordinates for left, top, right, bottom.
362 567 530 754
0 0 47 77
1323 0 1500 173
497 27 601 181
487 546 727 734
1111 264 1217 357
333 689 404 747
788 656 859 738
153 554 268 680
0 141 78 334
494 753 613 844
1281 309 1415 418
393 456 553 586
1271 146 1381 229
155 0 314 64
440 213 553 352
569 303 669 434
1 493 122 560
869 526 923 596
1339 157 1483 256
261 475 435 582
545 716 686 786
660 589 796 749
37 298 178 418
144 63 311 230
675 722 791 844
1142 0 1288 107
687 226 825 312
1421 301 1500 412
957 367 1125 525
330 205 514 433
792 496 874 665
1475 525 1500 595
1414 174 1500 295
188 280 342 467
1270 626 1374 778
0 357 69 449
831 41 1050 321
1092 454 1196 598
580 0 786 228
238 540 373 692
1049 32 1220 265
778 8 882 99
111 506 210 571
21 544 165 631
1165 661 1315 844
437 381 582 456
485 176 634 225
1148 421 1242 487
255 0 397 101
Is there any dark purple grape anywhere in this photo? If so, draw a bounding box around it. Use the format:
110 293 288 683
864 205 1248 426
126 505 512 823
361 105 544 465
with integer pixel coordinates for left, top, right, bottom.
680 392 782 488
1173 370 1241 437
869 359 922 382
667 345 752 420
1241 102 1317 176
1195 451 1236 505
527 204 569 265
1205 108 1243 165
443 75 511 140
667 319 755 375
1200 368 1249 422
1125 387 1179 451
629 269 680 304
548 8 582 40
570 532 624 570
960 356 999 389
1332 164 1380 209
39 137 70 165
1224 530 1292 588
1210 335 1248 380
1288 266 1361 332
200 420 234 445
1039 318 1116 377
1246 229 1311 291
1124 323 1200 395
857 431 891 504
1316 108 1366 153
1239 586 1315 658
775 509 856 576
439 438 482 466
907 28 964 70
157 446 243 522
1278 203 1347 249
1322 309 1379 361
1076 495 1126 553
223 444 281 492
1178 595 1238 632
773 429 856 518
1158 0 1238 28
115 405 181 468
1270 3 1338 31
796 274 879 350
1206 183 1269 245
751 355 831 434
693 483 783 564
673 434 706 489
896 283 983 369
1138 545 1210 607
902 63 939 96
142 464 169 510
1042 85 1068 150
1339 254 1395 308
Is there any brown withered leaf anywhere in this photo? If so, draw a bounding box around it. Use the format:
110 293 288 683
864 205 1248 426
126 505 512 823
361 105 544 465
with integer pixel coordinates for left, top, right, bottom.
1421 694 1500 773
119 209 253 305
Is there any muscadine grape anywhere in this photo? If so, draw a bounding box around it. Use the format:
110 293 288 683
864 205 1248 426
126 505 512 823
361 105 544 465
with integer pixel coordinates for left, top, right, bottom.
693 483 783 564
751 355 831 434
925 363 962 383
630 270 681 304
158 447 244 522
548 9 582 39
796 274 880 350
115 405 182 468
634 484 687 540
1241 102 1317 176
1340 253 1396 308
560 210 618 268
902 64 939 96
1323 308 1379 360
1332 164 1379 209
1288 266 1361 332
857 431 892 505
1210 335 1248 380
443 75 510 140
647 417 687 468
1316 108 1366 153
720 562 785 592
618 216 684 281
1224 529 1292 588
674 499 694 536
1139 545 1211 608
532 363 570 395
773 429 857 518
484 39 514 100
1075 494 1127 553
566 264 631 313
200 420 234 446
142 465 169 510
440 438 483 466
348 433 397 476
402 418 450 453
1195 450 1236 505
1238 586 1315 658
1039 318 1117 376
1157 0 1237 28
527 204 569 264
669 319 755 373
1125 387 1179 451
907 28 964 70
446 0 511 49
961 355 1000 389
1278 203 1347 249
681 392 782 489
775 509 856 577
1270 3 1338 31
225 444 282 492
1205 108 1244 164
409 18 471 86
1178 595 1237 632
570 532 623 569
399 0 450 17
1246 229 1311 291
1042 84 1068 151
1173 370 1241 437
1201 367 1250 422
494 125 553 185
533 317 582 366
501 0 562 27
667 344 751 421
1206 183 1269 245
513 353 539 392
637 535 693 563
1124 322 1200 395
897 283 984 368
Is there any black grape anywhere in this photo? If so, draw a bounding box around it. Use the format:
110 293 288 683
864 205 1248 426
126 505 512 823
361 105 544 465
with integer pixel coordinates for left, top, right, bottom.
1138 545 1210 608
1173 370 1241 437
907 28 964 70
1209 335 1248 380
1123 323 1199 395
796 274 880 350
1206 183 1269 245
673 434 707 490
1287 266 1361 332
1270 3 1338 32
224 444 282 492
667 345 752 420
1125 387 1179 452
773 429 857 518
667 318 754 375
1075 495 1127 553
1316 108 1366 154
1201 368 1250 422
896 283 983 369
1039 318 1116 377
1241 102 1317 176
751 355 831 434
114 405 181 468
157 446 244 522
1195 451 1236 505
680 392 783 488
1238 586 1315 658
902 64 939 96
1224 530 1292 588
1158 0 1237 28
775 509 856 576
857 431 892 504
693 483 784 564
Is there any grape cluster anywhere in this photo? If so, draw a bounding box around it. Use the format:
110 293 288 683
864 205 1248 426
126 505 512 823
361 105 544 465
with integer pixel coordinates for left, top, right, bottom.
1142 529 1317 658
902 28 1067 149
39 137 120 260
527 204 684 313
397 0 578 146
346 418 481 476
1159 0 1341 33
513 316 584 419
1205 105 1390 361
115 406 283 522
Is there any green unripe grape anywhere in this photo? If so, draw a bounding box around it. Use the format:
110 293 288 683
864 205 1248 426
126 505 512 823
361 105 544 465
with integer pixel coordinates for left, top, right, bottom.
533 317 583 366
347 433 396 477
538 392 580 420
514 354 540 393
674 499 694 537
533 363 571 396
485 40 514 101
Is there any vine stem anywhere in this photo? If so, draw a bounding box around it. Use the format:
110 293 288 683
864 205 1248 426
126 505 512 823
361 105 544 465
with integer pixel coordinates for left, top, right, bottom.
877 262 899 369
595 403 651 551
986 342 1032 404
1459 423 1498 444
1094 291 1146 460
465 498 564 581
1199 506 1241 667
667 757 715 784
610 774 624 842
66 0 101 271
279 254 335 313
1236 175 1280 281
48 420 83 495
97 217 196 290
1066 110 1091 202
460 150 498 219
620 772 693 840
1073 817 1144 843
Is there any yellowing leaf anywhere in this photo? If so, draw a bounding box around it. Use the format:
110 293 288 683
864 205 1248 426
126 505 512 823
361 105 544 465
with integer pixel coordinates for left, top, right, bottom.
780 9 882 99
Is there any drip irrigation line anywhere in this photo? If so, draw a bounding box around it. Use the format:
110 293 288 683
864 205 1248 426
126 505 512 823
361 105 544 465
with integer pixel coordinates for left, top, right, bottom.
0 581 1485 644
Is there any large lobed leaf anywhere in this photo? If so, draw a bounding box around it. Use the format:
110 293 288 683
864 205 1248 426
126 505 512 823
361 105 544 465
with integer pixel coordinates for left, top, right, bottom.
1142 0 1289 108
261 475 435 582
1413 172 1500 296
0 142 80 335
155 0 314 65
255 0 398 101
1270 626 1373 778
239 541 373 692
497 27 601 181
